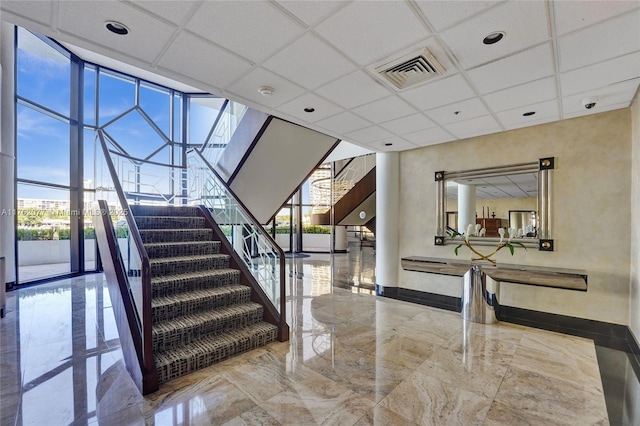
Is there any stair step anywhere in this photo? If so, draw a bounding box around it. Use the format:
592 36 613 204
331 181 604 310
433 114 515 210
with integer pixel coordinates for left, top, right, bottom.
139 228 213 244
150 254 230 277
151 269 241 298
152 285 252 322
130 205 201 217
154 321 279 384
135 216 206 230
145 241 220 259
153 302 264 352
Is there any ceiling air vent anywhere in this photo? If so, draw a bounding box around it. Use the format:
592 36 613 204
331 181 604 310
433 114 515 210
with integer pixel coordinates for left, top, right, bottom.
375 48 445 90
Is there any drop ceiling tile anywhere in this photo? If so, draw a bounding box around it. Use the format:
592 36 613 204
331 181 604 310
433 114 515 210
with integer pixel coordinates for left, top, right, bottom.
367 137 417 152
467 43 555 94
274 0 348 26
554 0 640 36
443 115 501 140
345 126 394 144
185 1 304 64
560 52 640 96
158 32 253 88
564 101 631 120
484 77 557 112
404 127 455 146
58 1 176 63
352 96 417 124
262 33 357 90
227 68 306 108
426 98 490 125
314 1 430 66
276 93 343 123
315 70 391 109
400 74 476 111
439 1 549 69
414 0 502 32
0 0 52 26
379 113 436 135
496 100 559 127
315 111 371 134
126 0 199 25
558 9 640 72
562 79 639 115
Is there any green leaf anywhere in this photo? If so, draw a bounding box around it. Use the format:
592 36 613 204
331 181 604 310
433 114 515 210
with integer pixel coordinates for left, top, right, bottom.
454 245 462 256
507 243 515 255
513 242 527 250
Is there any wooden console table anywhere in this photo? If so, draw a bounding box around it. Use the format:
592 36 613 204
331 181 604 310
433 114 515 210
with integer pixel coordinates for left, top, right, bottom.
401 256 587 291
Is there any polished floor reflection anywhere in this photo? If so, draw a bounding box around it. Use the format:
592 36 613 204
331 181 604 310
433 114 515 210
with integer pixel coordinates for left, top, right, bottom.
0 247 637 425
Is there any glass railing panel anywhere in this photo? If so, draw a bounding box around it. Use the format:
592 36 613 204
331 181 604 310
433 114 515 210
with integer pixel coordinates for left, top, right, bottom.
186 150 281 313
200 101 249 166
94 139 145 325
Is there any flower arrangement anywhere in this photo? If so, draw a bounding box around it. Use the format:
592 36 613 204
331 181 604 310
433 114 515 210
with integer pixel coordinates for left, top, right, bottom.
452 224 526 265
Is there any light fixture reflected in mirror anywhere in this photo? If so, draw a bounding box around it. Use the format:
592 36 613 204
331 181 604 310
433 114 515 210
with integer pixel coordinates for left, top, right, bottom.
359 211 367 220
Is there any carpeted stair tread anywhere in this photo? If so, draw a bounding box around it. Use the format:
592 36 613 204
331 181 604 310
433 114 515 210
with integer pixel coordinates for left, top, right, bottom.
130 205 201 217
151 285 252 322
144 241 221 259
150 254 230 277
151 269 241 298
139 228 213 244
154 321 279 384
135 216 206 229
152 302 264 351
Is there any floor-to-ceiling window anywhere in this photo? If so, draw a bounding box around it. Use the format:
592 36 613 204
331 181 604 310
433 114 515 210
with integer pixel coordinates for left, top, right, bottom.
15 28 223 285
16 28 74 282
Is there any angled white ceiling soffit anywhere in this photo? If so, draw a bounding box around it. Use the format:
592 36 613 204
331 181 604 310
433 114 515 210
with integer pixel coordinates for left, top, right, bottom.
1 0 639 153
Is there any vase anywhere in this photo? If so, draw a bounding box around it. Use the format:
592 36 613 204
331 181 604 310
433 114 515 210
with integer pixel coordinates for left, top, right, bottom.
461 264 500 324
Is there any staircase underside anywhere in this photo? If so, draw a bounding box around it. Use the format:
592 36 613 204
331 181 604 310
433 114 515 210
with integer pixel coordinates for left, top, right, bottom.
131 205 278 385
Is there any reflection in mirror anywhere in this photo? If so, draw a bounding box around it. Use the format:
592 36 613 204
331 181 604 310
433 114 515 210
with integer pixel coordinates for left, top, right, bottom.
435 159 553 250
445 172 537 238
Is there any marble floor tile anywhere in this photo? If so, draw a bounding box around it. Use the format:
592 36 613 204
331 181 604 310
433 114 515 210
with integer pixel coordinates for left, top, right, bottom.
380 371 493 425
0 247 630 425
493 364 609 426
416 346 509 399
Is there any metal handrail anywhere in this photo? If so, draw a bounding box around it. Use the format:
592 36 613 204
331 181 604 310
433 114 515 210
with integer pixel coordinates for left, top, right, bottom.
95 129 156 383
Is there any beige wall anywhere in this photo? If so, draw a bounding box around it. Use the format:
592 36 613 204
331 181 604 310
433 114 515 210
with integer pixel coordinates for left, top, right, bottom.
399 109 631 325
630 91 640 339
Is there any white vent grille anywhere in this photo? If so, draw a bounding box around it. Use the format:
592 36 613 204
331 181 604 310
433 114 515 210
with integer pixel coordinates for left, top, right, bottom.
375 48 445 90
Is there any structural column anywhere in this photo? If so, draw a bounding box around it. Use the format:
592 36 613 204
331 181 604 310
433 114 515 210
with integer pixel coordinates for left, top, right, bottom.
0 23 16 285
457 183 476 234
375 152 399 294
333 225 347 253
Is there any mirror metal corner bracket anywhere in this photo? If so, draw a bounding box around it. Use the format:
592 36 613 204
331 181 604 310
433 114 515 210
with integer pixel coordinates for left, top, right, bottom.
539 239 554 251
435 171 445 181
434 236 445 246
539 157 554 170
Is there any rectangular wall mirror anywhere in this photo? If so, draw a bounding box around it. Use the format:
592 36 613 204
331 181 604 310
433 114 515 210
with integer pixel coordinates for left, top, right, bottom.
434 158 554 251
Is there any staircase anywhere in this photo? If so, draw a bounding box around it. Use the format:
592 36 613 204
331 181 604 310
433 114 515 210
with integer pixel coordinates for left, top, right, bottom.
130 205 279 385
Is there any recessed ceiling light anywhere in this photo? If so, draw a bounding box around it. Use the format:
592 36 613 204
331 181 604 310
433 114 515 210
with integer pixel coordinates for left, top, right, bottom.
105 21 129 36
522 111 536 116
384 142 393 146
303 107 315 113
258 86 274 96
483 31 505 45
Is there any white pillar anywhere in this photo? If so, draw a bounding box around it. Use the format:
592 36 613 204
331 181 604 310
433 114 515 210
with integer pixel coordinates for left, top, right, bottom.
0 23 16 284
457 183 476 234
375 152 399 293
334 225 347 252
